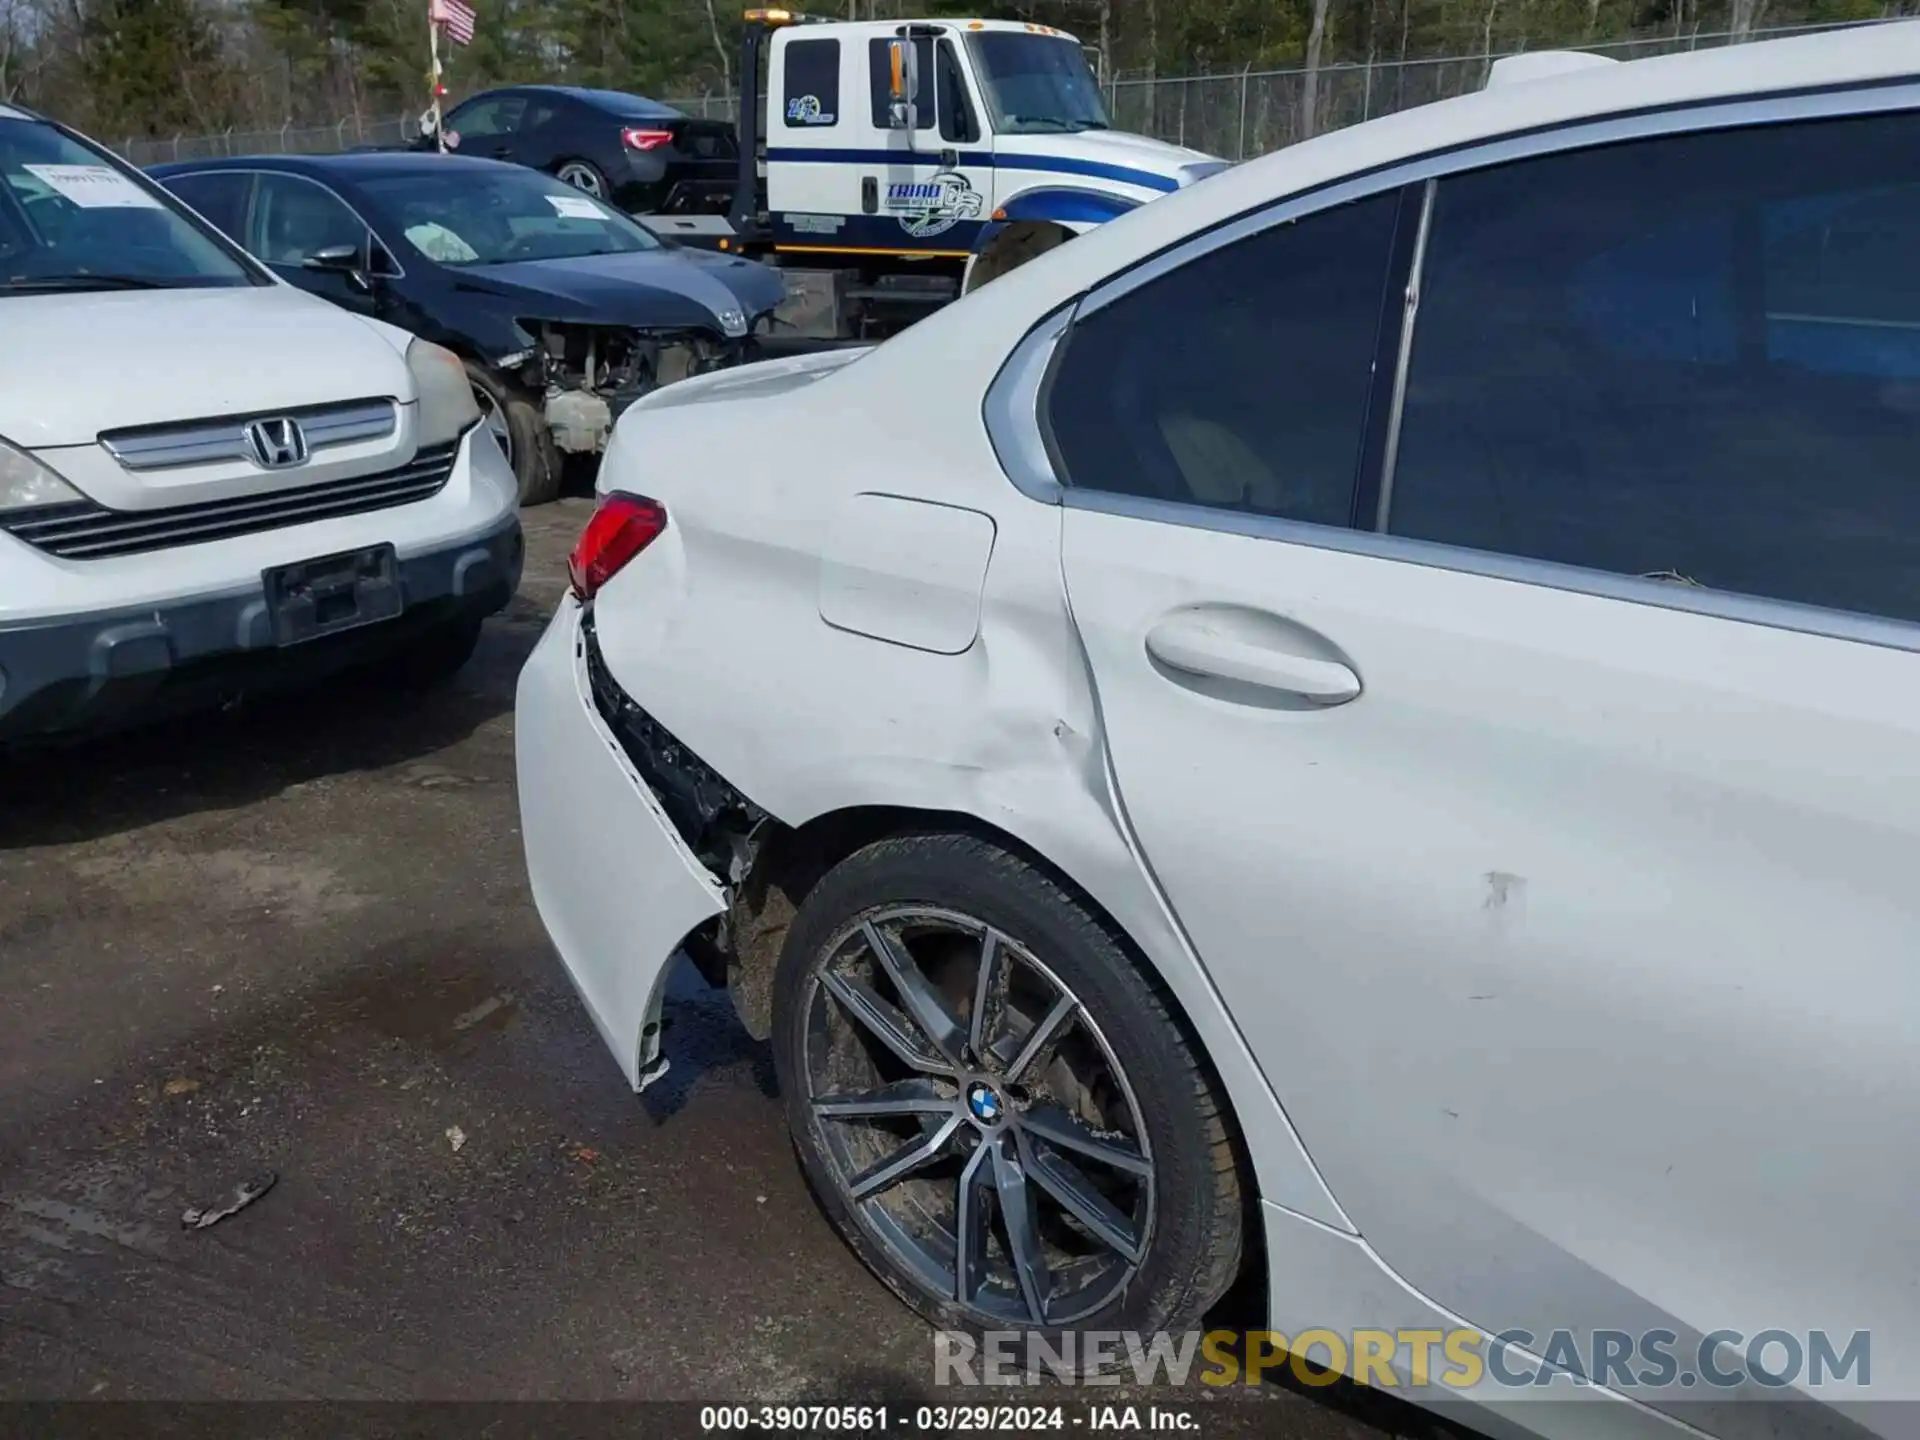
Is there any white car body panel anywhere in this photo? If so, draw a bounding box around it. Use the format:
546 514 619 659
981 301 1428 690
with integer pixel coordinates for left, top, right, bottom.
817 493 997 654
0 286 413 452
516 23 1920 1438
1062 503 1920 1418
580 372 1352 1231
516 597 725 1088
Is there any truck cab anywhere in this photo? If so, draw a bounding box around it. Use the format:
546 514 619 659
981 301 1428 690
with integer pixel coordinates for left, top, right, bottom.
757 15 1225 288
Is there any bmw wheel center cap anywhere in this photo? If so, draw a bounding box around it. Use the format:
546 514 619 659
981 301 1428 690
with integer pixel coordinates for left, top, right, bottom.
965 1081 1003 1125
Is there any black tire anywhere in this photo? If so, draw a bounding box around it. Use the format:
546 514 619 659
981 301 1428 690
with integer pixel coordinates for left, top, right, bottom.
772 832 1243 1352
466 361 559 507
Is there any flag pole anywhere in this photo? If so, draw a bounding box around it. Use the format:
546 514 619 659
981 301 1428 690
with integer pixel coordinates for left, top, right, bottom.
428 3 446 153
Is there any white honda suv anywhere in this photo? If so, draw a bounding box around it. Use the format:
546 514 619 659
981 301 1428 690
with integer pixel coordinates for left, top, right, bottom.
519 23 1920 1440
0 105 520 744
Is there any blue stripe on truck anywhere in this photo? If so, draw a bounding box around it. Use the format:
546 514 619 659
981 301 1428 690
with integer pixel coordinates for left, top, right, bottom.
765 147 1181 194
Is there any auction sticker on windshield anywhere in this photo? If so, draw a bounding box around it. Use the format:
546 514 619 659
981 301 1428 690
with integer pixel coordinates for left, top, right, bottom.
547 193 606 220
23 164 162 209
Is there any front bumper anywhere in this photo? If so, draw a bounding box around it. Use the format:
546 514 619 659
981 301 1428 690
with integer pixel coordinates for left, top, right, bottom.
515 596 726 1090
0 512 522 744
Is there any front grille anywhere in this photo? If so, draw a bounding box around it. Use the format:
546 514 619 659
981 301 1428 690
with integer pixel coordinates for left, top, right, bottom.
2 440 459 560
99 398 397 471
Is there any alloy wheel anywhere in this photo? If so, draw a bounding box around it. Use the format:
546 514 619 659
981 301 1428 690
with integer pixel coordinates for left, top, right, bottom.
802 905 1156 1327
557 162 605 197
472 383 514 472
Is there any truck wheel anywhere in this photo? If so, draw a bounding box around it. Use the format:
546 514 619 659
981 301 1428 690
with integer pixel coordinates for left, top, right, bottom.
466 362 560 507
964 222 1073 295
556 160 609 198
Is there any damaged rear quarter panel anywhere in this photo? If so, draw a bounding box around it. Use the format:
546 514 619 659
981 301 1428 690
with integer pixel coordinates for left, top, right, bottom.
585 329 1352 1235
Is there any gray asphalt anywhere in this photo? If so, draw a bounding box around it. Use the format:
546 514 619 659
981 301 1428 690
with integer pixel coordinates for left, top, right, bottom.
0 500 1424 1435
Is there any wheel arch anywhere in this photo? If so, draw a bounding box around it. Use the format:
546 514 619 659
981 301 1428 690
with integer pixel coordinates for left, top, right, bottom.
719 795 1348 1285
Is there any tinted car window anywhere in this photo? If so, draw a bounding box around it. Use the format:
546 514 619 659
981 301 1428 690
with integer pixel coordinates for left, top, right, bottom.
0 117 254 289
447 94 527 142
1045 191 1401 525
248 173 368 265
869 37 935 130
162 171 252 239
937 40 977 144
1389 110 1920 626
784 39 840 128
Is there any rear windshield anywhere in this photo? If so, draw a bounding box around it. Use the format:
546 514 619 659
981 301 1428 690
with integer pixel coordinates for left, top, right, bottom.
0 116 258 294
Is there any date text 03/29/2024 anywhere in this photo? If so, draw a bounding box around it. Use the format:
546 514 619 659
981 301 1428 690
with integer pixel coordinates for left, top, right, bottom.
699 1405 1199 1432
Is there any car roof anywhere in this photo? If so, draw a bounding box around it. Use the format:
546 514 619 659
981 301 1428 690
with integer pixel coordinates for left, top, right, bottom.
147 151 531 181
1055 21 1920 277
489 84 684 118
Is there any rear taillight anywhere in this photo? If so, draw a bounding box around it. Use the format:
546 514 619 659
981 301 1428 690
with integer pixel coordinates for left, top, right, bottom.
622 128 673 151
569 492 667 602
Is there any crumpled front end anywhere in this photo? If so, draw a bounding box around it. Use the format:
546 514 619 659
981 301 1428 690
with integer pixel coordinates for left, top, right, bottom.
503 321 756 457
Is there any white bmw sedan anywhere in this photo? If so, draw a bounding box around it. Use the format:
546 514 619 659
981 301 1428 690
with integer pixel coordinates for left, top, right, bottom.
517 23 1920 1440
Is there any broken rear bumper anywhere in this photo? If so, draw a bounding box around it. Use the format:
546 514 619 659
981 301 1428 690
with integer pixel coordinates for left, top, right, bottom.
514 594 725 1090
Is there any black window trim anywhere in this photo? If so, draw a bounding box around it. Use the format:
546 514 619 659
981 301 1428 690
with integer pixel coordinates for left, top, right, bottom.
171 166 405 279
983 77 1920 657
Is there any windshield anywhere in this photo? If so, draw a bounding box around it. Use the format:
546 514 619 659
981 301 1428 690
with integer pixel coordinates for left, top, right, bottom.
967 33 1110 135
0 115 257 293
355 166 664 267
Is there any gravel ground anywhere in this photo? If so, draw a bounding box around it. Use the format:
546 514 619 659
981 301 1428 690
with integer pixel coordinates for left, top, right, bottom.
0 499 1426 1439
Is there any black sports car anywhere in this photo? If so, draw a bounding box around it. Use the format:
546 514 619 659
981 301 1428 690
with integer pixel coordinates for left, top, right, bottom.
150 152 786 504
417 84 737 216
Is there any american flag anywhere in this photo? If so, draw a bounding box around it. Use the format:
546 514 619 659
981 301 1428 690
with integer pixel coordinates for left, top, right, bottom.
430 0 477 46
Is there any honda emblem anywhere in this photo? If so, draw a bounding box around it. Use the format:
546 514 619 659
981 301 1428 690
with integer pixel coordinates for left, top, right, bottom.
245 416 309 470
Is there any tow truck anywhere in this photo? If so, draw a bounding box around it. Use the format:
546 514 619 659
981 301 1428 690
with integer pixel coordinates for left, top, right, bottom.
645 9 1228 338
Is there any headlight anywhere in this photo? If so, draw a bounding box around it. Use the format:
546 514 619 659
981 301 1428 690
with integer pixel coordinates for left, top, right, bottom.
0 436 83 512
715 306 747 339
407 338 482 446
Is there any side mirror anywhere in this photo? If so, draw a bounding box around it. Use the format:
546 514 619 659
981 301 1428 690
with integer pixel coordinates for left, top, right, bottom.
303 244 372 293
885 38 920 132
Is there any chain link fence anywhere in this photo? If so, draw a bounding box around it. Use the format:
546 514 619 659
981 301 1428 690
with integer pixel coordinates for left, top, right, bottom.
110 18 1884 168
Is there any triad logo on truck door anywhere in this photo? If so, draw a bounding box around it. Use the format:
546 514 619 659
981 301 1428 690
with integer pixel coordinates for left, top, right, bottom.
883 170 984 239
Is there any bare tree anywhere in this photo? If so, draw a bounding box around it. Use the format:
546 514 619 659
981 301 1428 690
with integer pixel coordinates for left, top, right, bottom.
1300 0 1332 140
703 0 731 95
0 0 18 102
